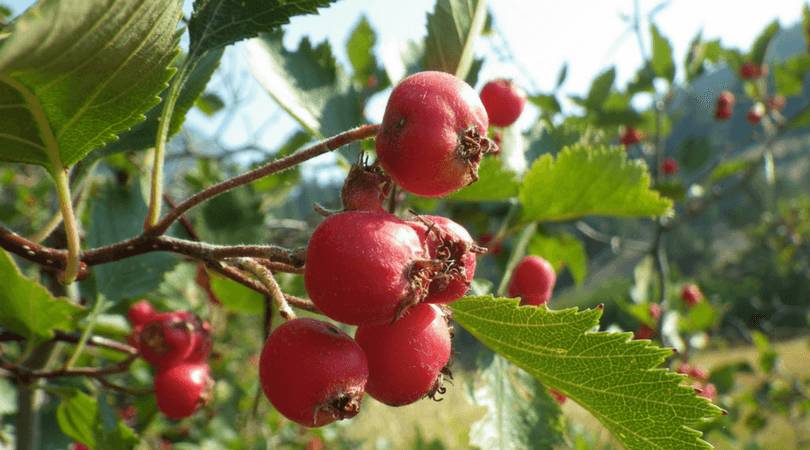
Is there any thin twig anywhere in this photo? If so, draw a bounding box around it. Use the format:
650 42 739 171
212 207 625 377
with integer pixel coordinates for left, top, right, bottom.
205 262 319 313
233 258 295 320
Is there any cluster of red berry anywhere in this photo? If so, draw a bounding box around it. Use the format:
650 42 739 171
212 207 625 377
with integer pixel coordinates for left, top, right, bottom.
127 300 213 419
257 71 547 428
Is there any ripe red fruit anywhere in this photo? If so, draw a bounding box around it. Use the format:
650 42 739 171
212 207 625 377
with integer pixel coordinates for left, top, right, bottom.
137 311 211 368
355 304 451 406
694 382 717 401
634 324 656 340
747 103 765 124
305 211 432 325
72 443 89 450
740 62 767 80
508 256 557 306
620 126 643 146
128 299 156 328
479 78 527 127
154 363 212 419
408 215 483 304
715 91 735 120
681 283 703 306
661 157 679 175
549 389 567 405
340 162 391 212
259 318 368 427
376 71 495 197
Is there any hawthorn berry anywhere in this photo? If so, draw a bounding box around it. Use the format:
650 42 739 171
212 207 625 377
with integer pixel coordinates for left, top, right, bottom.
128 299 156 328
767 95 786 112
376 71 495 197
549 389 567 405
695 382 717 401
408 215 483 304
681 283 703 307
649 303 662 322
634 324 656 340
508 255 557 306
305 211 432 325
154 363 213 419
620 126 643 146
355 304 451 406
747 103 765 124
661 157 679 175
259 318 368 427
340 161 391 212
715 91 735 120
137 311 211 368
740 62 767 80
479 78 527 127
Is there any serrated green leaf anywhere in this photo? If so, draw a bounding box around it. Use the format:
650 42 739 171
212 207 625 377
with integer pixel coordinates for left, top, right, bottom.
247 32 362 136
528 232 587 285
650 24 675 82
95 392 138 450
347 16 377 83
584 67 615 110
519 145 671 222
57 391 97 448
469 355 565 450
0 249 83 342
423 0 489 79
749 20 780 65
450 157 520 202
451 296 723 450
188 0 335 58
87 182 177 303
209 271 264 314
0 0 182 169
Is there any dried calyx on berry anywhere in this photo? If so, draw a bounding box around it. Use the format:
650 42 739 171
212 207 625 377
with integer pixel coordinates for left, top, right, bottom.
340 157 391 212
136 310 212 369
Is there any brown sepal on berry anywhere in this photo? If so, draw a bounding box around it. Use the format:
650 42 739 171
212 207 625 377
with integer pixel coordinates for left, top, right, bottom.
341 158 392 212
456 126 498 185
427 365 454 402
314 387 364 425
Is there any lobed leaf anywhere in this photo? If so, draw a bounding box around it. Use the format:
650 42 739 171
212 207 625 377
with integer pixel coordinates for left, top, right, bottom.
423 0 489 79
451 296 724 450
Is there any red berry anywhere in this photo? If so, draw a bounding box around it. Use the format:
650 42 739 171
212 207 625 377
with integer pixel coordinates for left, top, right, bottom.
376 71 494 197
549 389 567 405
681 283 703 306
479 232 503 255
408 215 482 304
479 78 527 127
305 211 432 325
340 162 391 212
740 62 767 80
649 303 662 321
508 256 557 306
715 91 735 120
661 157 679 175
694 382 717 401
259 318 368 427
715 106 732 120
128 299 156 328
155 363 212 419
634 324 656 340
620 126 643 146
72 443 89 450
137 311 211 369
677 363 692 376
767 95 786 112
747 103 765 124
355 304 451 406
689 366 709 382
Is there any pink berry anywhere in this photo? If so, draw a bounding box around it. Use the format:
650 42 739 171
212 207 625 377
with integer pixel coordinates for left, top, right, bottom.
154 363 212 419
137 311 211 369
128 299 156 328
747 103 765 124
661 157 679 175
479 78 527 127
376 71 494 197
634 324 656 340
304 211 433 325
259 318 368 427
715 91 735 120
740 62 766 80
649 303 662 321
507 256 557 306
355 304 451 406
681 284 703 306
620 126 643 146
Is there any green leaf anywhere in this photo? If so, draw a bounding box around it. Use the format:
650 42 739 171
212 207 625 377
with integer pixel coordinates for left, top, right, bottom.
451 296 723 450
0 0 182 169
749 20 780 65
774 54 810 97
450 157 520 202
95 392 138 450
247 32 362 136
528 232 587 285
188 0 335 58
57 391 97 448
346 16 377 83
804 5 810 52
209 271 264 314
423 0 489 79
650 24 675 81
86 182 177 303
0 249 83 342
195 92 225 116
678 301 718 333
519 145 671 222
528 94 561 116
708 158 755 183
555 63 568 90
584 67 615 110
469 355 565 450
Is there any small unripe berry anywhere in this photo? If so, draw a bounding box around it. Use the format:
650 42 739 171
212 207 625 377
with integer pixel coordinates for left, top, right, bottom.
154 363 213 419
408 215 483 304
479 79 527 127
376 71 495 197
305 211 432 325
355 304 451 406
681 283 703 306
137 311 211 369
260 318 368 427
747 103 765 124
508 256 557 306
661 157 679 175
128 299 156 328
620 126 643 146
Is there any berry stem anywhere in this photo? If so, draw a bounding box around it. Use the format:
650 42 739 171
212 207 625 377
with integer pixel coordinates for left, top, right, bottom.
63 287 105 370
234 258 296 320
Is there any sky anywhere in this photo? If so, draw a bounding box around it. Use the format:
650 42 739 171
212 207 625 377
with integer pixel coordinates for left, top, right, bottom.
4 0 808 161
